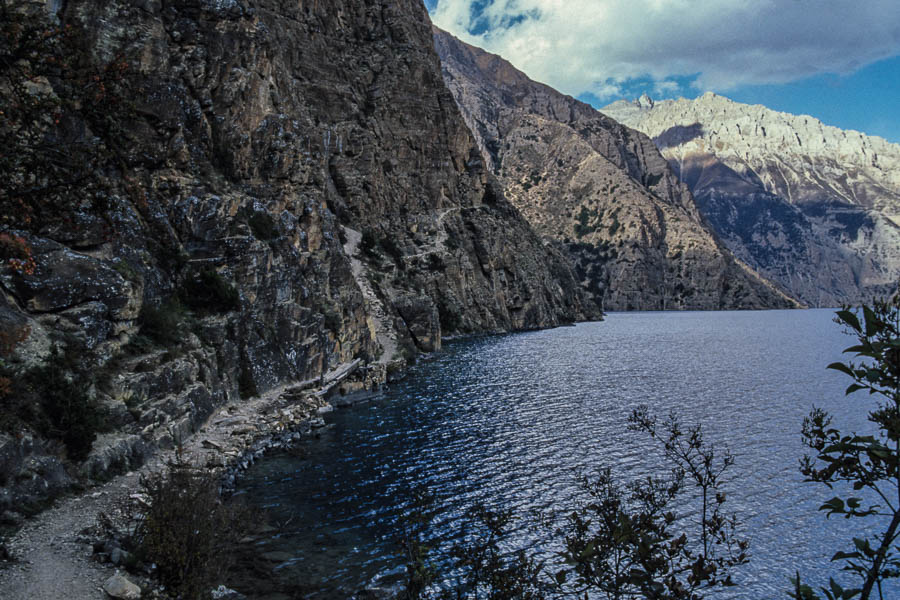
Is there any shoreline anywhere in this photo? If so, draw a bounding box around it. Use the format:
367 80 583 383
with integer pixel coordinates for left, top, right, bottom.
0 358 383 599
0 320 582 598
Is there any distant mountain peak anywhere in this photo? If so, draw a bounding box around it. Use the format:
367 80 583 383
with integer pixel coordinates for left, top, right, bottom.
637 93 654 109
601 91 900 306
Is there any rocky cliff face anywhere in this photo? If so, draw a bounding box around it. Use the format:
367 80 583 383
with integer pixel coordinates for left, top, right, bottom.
0 0 593 512
603 93 900 306
433 29 797 311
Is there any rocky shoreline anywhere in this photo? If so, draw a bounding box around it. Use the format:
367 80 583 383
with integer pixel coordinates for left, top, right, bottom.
0 358 386 599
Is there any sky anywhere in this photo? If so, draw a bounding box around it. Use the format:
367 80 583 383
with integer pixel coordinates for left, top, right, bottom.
425 0 900 143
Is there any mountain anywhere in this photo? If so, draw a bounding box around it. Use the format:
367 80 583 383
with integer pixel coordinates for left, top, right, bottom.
0 0 595 510
603 92 900 306
433 29 796 311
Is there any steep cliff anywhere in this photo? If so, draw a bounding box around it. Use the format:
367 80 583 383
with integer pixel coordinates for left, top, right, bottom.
433 28 796 311
0 0 593 511
603 93 900 306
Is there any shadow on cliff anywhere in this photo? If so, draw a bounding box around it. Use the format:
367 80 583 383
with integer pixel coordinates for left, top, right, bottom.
653 123 705 149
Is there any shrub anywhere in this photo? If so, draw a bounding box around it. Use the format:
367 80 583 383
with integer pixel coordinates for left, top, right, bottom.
380 236 404 265
112 260 141 284
131 456 252 600
0 233 36 275
0 323 29 400
360 230 378 257
322 306 342 335
555 408 748 598
426 254 445 272
138 298 187 347
793 297 900 599
445 505 548 599
394 408 747 600
574 206 598 238
438 302 461 333
397 488 438 600
6 345 105 461
645 172 663 188
238 363 258 399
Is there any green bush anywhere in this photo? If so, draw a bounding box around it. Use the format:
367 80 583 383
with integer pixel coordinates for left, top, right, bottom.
574 206 598 238
238 363 258 399
322 306 342 335
360 230 378 257
113 260 141 284
445 505 547 599
396 408 746 600
437 302 461 333
427 254 445 272
644 172 663 188
793 297 900 600
380 236 404 265
247 211 278 241
2 346 105 461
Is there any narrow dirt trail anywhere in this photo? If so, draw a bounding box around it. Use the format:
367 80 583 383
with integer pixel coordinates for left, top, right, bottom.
0 366 355 599
404 206 459 259
0 476 134 599
341 226 398 364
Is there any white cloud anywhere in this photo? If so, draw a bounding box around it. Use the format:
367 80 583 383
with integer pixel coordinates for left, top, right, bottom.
653 79 681 96
430 0 900 100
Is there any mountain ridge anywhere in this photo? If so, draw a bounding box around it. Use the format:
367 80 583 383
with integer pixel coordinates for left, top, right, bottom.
433 27 798 311
603 92 900 305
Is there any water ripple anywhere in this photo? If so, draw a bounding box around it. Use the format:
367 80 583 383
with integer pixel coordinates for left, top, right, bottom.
234 310 892 599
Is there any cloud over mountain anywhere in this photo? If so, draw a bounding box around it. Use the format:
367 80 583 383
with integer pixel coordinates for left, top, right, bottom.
430 0 900 99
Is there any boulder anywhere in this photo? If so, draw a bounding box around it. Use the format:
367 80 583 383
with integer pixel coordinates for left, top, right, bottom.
211 585 248 600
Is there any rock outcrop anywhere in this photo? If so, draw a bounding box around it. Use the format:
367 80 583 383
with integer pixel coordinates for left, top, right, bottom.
0 0 593 513
434 28 796 311
603 92 900 306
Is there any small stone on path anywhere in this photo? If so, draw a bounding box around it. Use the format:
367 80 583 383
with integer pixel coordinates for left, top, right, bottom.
103 572 141 599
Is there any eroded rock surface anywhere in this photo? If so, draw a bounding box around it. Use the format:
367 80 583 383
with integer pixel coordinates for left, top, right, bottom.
434 29 796 311
603 92 900 305
0 0 593 512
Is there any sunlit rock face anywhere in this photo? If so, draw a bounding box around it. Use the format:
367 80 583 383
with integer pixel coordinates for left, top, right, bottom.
603 92 900 306
434 28 797 311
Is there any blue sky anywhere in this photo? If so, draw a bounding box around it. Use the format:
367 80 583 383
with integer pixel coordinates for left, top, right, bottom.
426 0 900 143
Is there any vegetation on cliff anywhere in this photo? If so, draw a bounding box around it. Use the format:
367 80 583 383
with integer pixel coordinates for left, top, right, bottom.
0 0 133 236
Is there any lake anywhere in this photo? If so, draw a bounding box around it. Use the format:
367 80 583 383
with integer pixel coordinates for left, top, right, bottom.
232 309 889 599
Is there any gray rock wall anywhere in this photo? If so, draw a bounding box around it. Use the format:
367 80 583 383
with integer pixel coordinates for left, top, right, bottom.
0 0 593 512
434 28 797 311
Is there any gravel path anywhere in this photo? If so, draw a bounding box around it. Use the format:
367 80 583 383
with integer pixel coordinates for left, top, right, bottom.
0 366 356 599
0 474 142 599
342 225 399 365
